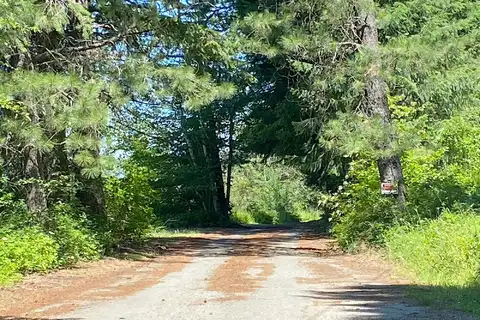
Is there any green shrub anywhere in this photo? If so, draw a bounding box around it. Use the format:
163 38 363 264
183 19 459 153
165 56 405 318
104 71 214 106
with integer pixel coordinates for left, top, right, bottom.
0 192 32 229
0 196 100 284
47 204 100 265
386 210 480 286
294 207 322 223
230 210 257 225
332 141 480 247
0 227 59 284
230 160 323 224
331 160 409 248
0 255 21 285
104 163 156 246
330 105 480 248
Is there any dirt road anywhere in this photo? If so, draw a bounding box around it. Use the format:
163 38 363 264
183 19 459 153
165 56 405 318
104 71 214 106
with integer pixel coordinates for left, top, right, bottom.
0 226 476 319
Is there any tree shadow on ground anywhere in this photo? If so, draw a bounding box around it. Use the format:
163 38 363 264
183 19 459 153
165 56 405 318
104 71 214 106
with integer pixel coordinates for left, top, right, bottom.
196 220 325 236
121 225 340 259
298 284 479 319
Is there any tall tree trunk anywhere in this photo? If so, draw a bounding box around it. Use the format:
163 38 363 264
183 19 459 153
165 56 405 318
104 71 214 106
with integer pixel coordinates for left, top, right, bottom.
25 107 47 213
211 141 229 220
202 141 217 214
225 105 235 211
358 2 407 205
88 177 106 216
178 103 197 165
88 131 106 216
204 114 229 220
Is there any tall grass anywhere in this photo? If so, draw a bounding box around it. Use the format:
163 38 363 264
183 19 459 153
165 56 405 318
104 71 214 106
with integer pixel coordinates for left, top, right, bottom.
386 210 480 316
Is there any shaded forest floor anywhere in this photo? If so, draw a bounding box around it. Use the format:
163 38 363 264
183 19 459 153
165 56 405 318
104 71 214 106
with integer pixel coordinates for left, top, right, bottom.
0 224 477 319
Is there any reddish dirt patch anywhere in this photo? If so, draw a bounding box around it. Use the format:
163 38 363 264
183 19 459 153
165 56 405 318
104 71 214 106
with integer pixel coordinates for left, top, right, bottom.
295 231 407 286
206 232 277 301
207 256 274 301
296 243 407 286
297 260 348 285
297 232 341 254
0 255 191 318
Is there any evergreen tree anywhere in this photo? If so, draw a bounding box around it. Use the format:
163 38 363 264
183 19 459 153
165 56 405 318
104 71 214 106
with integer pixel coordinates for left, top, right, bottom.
233 0 480 204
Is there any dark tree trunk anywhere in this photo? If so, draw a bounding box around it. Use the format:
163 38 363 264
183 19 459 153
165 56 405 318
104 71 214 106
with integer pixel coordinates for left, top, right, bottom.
209 129 229 220
203 113 229 220
25 107 47 213
88 133 106 216
358 2 407 205
225 106 235 211
88 177 106 216
25 148 47 213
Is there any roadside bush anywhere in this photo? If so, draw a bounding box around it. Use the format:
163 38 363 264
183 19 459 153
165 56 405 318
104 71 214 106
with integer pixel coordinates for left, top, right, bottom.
0 194 100 283
331 160 408 248
0 192 32 229
104 163 156 246
230 160 322 224
386 210 480 286
332 131 480 247
230 210 257 225
0 228 59 285
0 255 20 285
47 204 100 265
329 102 480 248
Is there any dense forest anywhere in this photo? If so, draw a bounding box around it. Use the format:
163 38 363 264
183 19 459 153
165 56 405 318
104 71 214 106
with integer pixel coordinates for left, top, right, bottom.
0 0 479 313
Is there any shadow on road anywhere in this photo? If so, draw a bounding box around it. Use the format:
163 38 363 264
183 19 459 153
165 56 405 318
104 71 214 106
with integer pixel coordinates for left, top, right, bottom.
298 284 479 319
122 224 341 259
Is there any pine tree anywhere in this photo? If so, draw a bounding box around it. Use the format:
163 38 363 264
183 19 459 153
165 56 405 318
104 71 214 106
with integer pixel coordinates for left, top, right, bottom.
0 0 160 214
233 0 480 205
358 0 406 204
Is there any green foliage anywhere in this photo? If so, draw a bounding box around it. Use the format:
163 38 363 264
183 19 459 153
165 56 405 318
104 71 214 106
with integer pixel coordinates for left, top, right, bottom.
47 204 101 265
230 160 322 224
386 210 480 287
385 207 480 317
0 199 102 284
0 228 58 285
380 0 480 117
230 210 257 225
104 162 156 246
0 181 101 283
0 0 240 284
331 159 406 248
332 103 480 247
0 193 30 229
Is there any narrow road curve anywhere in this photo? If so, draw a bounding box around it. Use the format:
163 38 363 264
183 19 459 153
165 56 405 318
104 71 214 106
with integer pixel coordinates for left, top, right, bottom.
0 226 476 320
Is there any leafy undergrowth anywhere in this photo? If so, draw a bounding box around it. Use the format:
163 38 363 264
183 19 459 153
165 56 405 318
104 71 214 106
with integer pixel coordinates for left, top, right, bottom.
0 217 100 286
230 160 323 225
231 210 322 225
386 211 480 316
230 211 258 225
0 228 58 286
